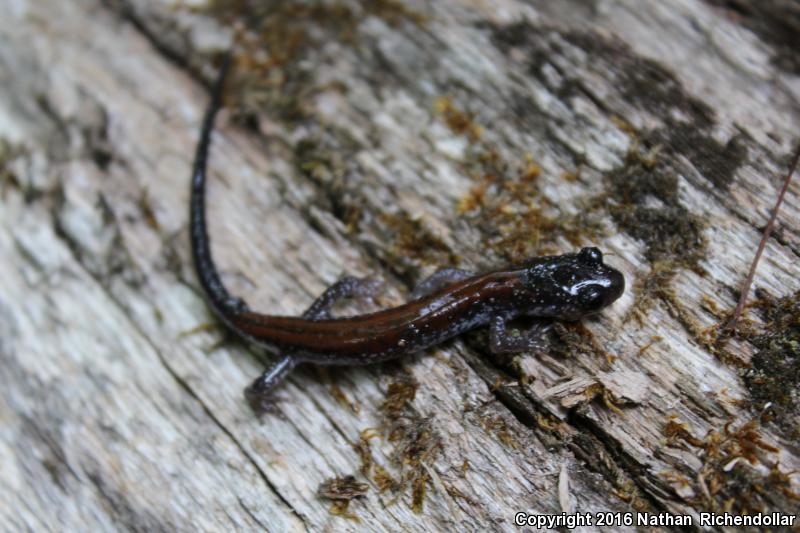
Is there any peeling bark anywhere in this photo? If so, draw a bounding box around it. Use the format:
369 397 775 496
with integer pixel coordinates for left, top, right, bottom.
1 0 798 531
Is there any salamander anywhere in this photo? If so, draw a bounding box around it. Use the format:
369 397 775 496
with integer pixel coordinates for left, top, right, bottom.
190 56 625 412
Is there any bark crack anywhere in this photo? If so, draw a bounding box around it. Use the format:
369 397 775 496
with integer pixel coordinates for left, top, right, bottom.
48 198 306 527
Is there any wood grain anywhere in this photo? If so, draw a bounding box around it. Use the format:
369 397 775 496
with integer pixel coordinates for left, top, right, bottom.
1 0 798 531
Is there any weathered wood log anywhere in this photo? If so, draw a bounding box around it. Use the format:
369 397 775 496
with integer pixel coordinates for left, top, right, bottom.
1 0 798 531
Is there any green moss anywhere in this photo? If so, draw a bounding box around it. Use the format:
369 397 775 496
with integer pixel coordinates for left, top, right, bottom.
569 28 747 190
611 204 704 264
606 159 703 268
744 290 800 440
645 125 748 191
605 155 708 322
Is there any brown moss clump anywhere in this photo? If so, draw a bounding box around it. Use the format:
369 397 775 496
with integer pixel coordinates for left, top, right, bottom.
318 475 369 500
350 374 443 514
318 475 369 521
0 137 25 197
381 212 460 268
479 414 522 450
663 417 799 515
434 95 483 141
198 1 426 122
454 147 607 264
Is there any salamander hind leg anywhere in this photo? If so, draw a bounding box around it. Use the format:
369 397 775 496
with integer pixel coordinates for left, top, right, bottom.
411 268 474 299
244 276 379 414
489 315 553 355
245 355 297 415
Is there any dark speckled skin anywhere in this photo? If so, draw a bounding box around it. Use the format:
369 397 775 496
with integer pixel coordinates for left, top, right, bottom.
190 56 625 411
229 249 624 365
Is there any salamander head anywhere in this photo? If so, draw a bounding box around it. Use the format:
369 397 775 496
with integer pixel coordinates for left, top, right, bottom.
521 247 624 320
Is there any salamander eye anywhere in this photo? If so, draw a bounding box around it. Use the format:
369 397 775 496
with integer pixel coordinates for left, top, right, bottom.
579 287 605 311
578 247 602 265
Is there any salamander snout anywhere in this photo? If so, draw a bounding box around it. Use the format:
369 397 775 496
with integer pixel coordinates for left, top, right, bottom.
608 267 625 303
588 265 624 310
571 248 624 314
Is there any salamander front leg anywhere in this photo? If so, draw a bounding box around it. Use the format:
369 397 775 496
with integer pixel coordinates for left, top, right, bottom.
489 315 552 355
411 268 474 299
244 275 381 414
304 275 382 320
